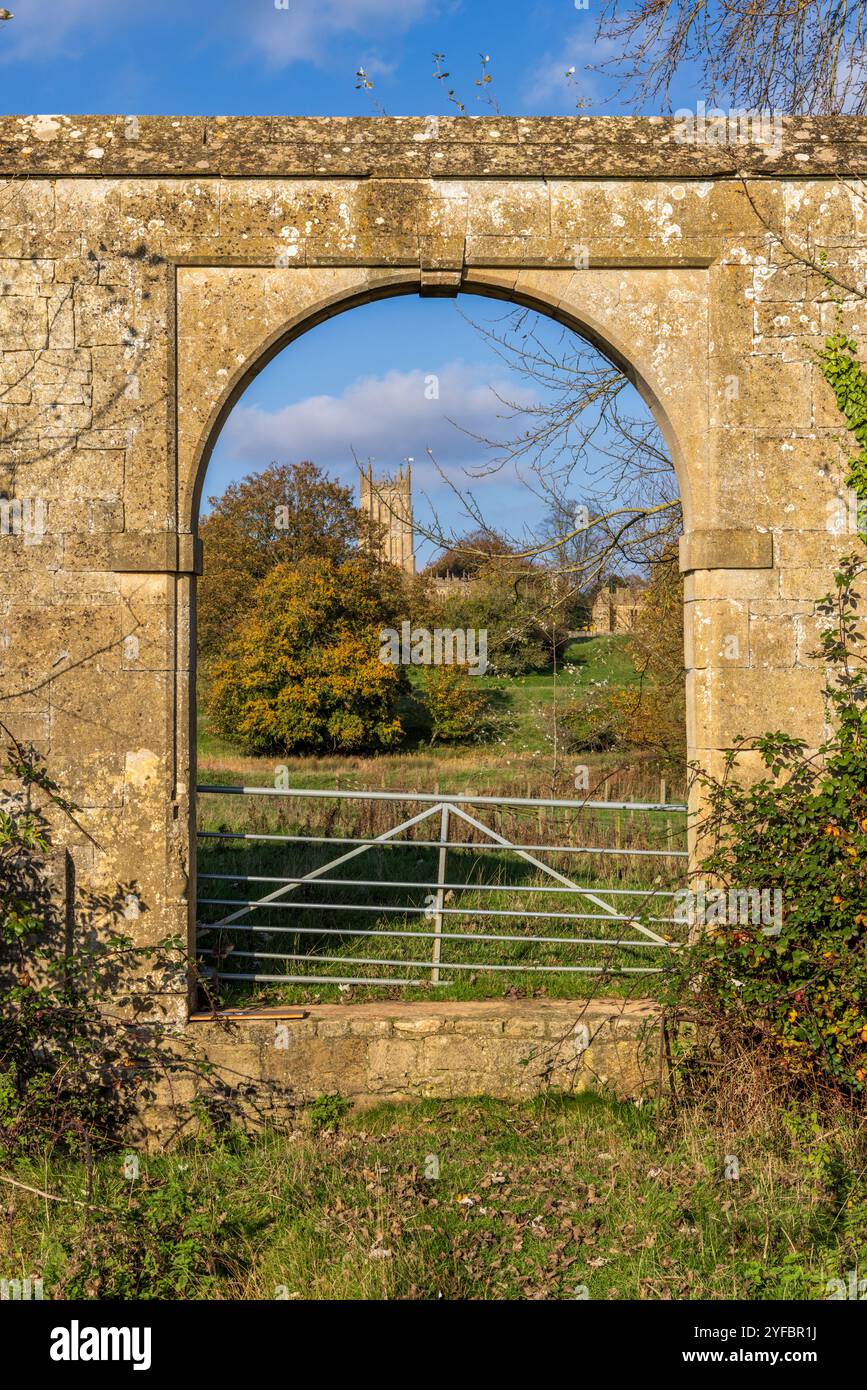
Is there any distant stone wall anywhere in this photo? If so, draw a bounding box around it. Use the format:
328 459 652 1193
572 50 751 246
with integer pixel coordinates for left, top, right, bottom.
429 574 472 598
591 587 647 635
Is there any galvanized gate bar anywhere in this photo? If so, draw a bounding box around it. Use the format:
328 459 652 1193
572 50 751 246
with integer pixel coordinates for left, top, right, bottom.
196 784 686 987
198 828 688 858
199 784 686 812
198 872 678 897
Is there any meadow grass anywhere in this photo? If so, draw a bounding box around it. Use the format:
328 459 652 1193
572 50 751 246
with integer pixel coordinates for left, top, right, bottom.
8 1091 864 1300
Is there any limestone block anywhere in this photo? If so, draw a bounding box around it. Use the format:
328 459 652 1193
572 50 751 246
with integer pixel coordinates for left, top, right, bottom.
779 565 843 601
748 613 798 669
118 585 173 673
773 530 854 569
349 1018 393 1037
54 179 123 242
754 303 822 341
0 296 47 352
314 1019 352 1039
749 358 813 430
784 179 856 240
217 178 359 259
41 448 125 507
812 361 852 429
121 179 221 240
727 433 846 532
0 258 55 294
74 284 136 348
690 666 825 747
687 598 750 669
392 1016 445 1036
421 1032 505 1077
679 529 773 572
0 178 56 231
367 1038 422 1089
684 568 781 602
503 1017 549 1038
754 263 808 303
780 332 829 363
464 178 552 239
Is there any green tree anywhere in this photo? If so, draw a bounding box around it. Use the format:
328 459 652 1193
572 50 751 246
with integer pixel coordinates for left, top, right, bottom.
421 665 491 744
198 460 369 661
432 561 569 676
425 529 514 579
206 557 408 755
619 545 686 767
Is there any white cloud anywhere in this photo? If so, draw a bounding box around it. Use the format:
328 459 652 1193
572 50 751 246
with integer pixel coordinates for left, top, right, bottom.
218 361 537 478
0 0 429 68
521 34 618 111
248 0 430 69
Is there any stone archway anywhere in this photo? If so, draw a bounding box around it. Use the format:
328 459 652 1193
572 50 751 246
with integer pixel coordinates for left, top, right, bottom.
0 116 858 1053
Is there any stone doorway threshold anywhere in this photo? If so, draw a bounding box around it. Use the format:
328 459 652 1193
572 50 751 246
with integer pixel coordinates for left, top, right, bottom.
190 998 662 1108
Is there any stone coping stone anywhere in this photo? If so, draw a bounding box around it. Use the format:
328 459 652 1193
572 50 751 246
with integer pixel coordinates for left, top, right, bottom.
190 996 659 1038
2 115 867 178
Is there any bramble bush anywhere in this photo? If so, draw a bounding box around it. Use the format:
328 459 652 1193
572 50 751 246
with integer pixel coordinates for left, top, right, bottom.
0 723 219 1161
671 557 867 1093
668 332 867 1097
54 1168 255 1299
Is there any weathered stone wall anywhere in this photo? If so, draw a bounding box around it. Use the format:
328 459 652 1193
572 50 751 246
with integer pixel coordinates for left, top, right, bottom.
137 999 661 1141
1 116 865 1054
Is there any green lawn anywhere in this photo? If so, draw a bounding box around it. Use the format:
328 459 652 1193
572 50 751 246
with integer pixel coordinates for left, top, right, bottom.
403 635 643 756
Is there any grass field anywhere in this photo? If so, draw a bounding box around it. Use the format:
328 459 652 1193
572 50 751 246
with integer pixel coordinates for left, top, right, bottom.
7 1092 864 1300
198 636 664 800
195 636 687 1009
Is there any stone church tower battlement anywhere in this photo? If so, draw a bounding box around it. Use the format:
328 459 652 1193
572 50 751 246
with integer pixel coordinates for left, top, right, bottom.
360 462 416 575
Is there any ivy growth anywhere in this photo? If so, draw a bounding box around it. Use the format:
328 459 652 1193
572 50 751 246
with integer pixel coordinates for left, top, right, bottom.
818 331 867 535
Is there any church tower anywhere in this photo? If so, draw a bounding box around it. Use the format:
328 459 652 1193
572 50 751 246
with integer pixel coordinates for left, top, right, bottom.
359 462 416 575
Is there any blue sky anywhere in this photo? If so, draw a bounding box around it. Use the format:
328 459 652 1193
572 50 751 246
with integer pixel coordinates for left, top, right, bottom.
0 0 674 117
1 0 698 561
211 296 551 568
